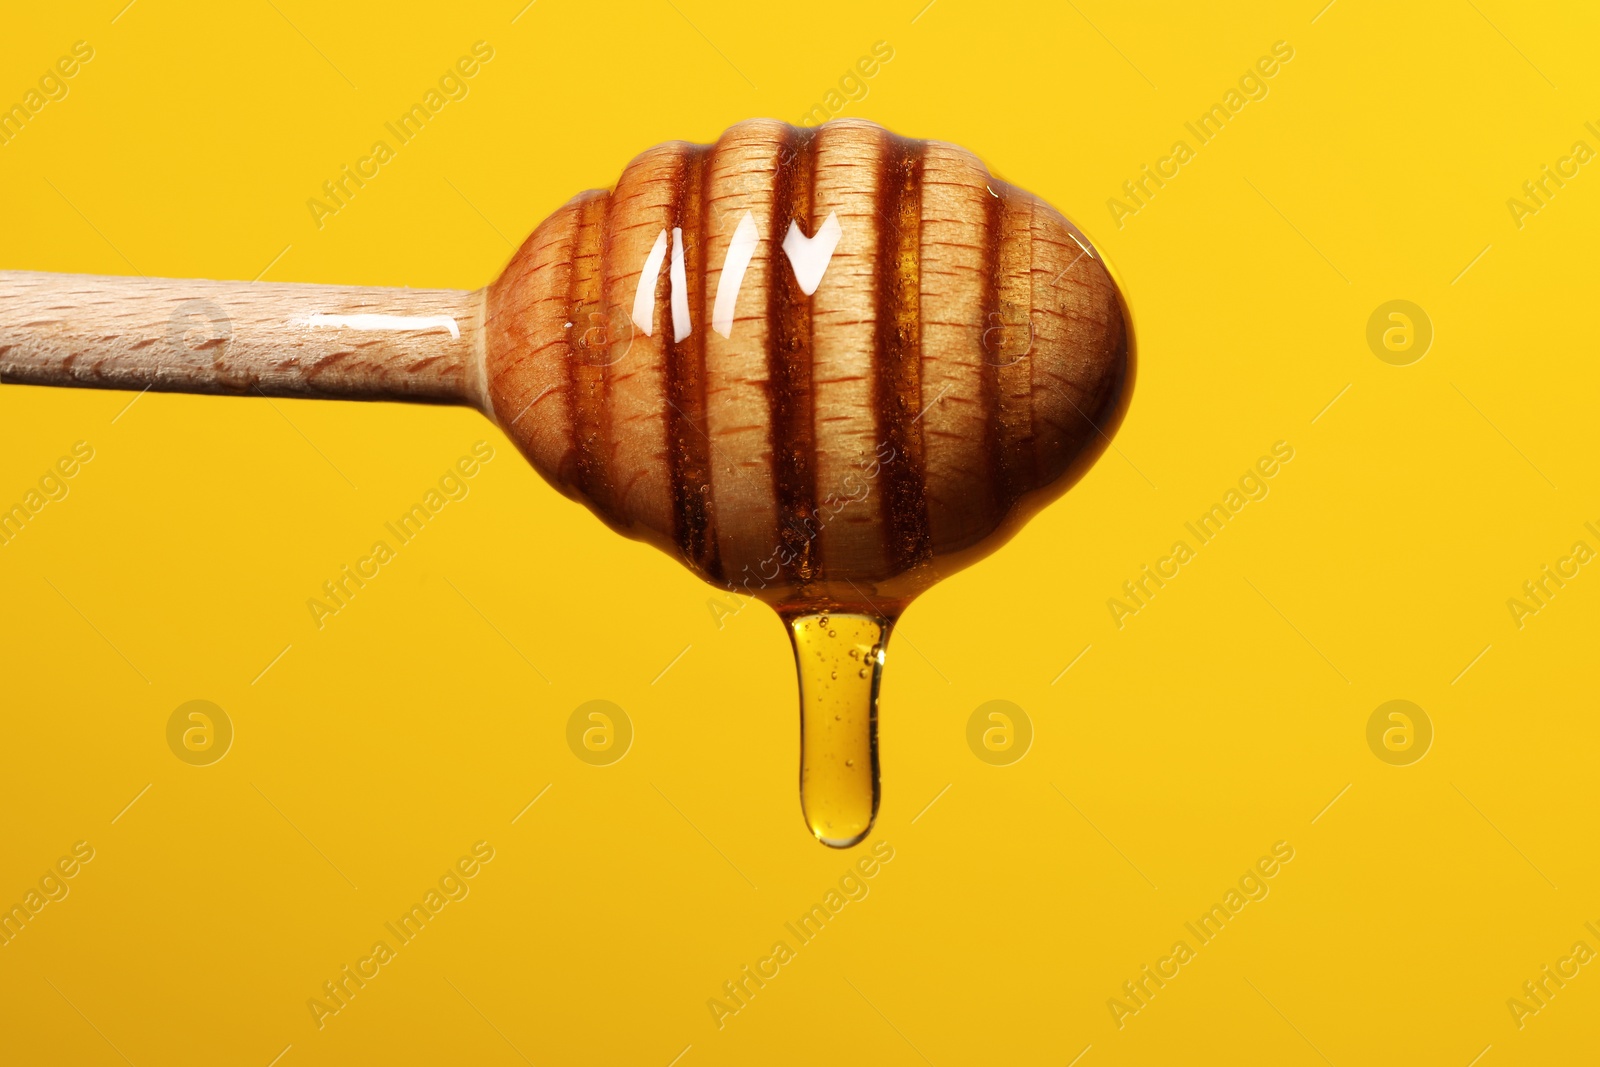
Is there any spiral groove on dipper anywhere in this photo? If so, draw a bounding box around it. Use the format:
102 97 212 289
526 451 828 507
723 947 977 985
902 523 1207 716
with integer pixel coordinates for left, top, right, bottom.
872 133 930 580
485 118 1127 602
767 125 820 589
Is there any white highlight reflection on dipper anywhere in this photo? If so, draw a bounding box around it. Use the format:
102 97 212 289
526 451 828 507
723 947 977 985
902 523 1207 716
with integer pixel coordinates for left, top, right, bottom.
782 212 842 296
712 211 759 339
629 210 844 342
305 312 460 340
631 229 670 337
669 227 691 343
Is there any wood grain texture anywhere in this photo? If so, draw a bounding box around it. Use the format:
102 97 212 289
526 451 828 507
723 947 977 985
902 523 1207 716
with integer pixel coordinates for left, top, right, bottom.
703 122 785 589
485 118 1131 616
0 271 483 403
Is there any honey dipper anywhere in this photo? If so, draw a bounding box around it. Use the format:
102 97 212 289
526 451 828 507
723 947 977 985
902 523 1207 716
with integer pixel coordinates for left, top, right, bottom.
0 118 1132 847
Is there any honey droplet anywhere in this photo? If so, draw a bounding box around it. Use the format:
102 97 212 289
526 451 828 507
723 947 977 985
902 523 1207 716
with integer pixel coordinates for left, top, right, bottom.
787 611 889 849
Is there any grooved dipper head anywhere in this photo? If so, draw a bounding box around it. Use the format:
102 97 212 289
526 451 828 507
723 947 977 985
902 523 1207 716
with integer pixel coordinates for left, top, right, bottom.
484 118 1132 617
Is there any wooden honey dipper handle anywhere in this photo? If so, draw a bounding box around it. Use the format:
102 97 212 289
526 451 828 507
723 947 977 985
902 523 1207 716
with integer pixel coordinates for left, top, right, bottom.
0 270 489 407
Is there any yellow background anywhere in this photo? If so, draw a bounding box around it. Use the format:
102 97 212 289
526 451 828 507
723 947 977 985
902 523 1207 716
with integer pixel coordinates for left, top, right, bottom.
3 1 1597 1064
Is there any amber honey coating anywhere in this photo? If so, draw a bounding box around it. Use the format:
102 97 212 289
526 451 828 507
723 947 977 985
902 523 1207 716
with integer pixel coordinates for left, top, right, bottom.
484 118 1130 616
